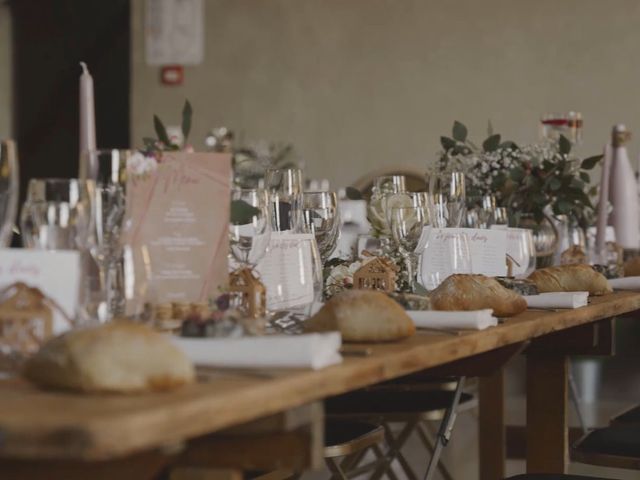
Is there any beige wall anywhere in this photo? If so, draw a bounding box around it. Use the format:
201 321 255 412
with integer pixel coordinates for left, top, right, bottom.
131 0 640 188
0 4 11 138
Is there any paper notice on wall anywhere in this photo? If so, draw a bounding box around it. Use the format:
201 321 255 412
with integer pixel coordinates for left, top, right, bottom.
145 0 204 65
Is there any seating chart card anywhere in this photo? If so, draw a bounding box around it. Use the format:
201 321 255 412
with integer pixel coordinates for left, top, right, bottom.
125 152 231 302
256 233 316 310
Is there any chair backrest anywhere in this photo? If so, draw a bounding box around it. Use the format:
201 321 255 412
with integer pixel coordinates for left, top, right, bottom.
350 165 426 199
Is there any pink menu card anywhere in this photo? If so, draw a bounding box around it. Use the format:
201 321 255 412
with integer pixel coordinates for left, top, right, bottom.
125 152 231 303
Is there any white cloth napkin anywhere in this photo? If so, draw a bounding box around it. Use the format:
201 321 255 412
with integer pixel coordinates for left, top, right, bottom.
408 309 498 330
173 333 343 370
609 277 640 290
523 292 589 309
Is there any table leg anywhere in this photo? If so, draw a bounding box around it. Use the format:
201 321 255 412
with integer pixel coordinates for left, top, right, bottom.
478 368 505 480
526 354 568 474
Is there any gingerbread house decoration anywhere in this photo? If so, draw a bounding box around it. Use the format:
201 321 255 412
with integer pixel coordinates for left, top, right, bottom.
352 257 398 293
0 282 54 355
229 268 267 318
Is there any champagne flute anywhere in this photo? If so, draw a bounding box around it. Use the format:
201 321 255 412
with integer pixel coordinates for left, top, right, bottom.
389 193 425 292
426 171 466 228
301 191 340 262
0 140 19 247
264 168 303 232
83 149 130 320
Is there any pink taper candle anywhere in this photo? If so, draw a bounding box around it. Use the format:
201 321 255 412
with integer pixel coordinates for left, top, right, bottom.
79 62 96 179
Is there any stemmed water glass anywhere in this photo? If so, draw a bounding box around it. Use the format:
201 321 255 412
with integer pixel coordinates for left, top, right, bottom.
388 192 425 292
83 149 129 320
425 171 466 228
301 191 340 262
20 178 94 251
367 175 406 249
229 188 272 267
0 140 19 247
264 168 303 232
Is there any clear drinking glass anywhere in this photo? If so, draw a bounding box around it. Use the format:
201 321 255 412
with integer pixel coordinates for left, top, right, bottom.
506 228 536 277
389 193 425 292
229 188 272 267
301 191 340 262
367 175 406 241
426 171 466 228
20 178 94 251
83 150 129 320
265 168 303 232
0 140 19 247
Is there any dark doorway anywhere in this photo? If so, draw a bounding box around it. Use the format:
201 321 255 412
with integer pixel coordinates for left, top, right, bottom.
11 0 130 201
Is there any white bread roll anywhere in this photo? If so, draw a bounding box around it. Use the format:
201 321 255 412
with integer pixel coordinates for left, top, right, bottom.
305 290 415 342
24 321 195 393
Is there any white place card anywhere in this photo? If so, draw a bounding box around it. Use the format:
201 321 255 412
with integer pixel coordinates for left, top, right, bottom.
0 249 81 334
419 227 507 289
256 233 317 310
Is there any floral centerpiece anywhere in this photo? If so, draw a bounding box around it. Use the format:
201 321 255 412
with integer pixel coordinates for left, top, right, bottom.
437 121 602 229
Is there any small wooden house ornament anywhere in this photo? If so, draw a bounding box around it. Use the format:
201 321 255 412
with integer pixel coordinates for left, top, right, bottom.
0 282 54 355
228 268 267 318
353 257 398 293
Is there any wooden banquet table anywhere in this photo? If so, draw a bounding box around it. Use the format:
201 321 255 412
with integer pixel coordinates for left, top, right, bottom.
1 291 640 479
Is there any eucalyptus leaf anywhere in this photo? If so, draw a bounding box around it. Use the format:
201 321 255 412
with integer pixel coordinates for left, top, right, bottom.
452 121 468 142
549 177 562 191
579 172 590 183
181 100 193 143
230 199 261 225
153 114 171 145
499 141 518 150
510 166 526 182
556 199 571 214
483 134 501 152
345 186 363 200
558 135 572 155
440 136 456 151
581 155 602 170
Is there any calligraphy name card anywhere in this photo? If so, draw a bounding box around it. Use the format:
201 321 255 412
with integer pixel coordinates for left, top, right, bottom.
256 233 317 310
0 249 81 333
419 227 507 289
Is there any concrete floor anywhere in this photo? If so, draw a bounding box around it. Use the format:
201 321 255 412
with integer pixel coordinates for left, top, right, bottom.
304 352 640 480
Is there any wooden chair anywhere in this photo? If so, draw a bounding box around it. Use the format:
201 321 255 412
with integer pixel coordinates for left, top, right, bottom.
326 377 473 480
350 165 426 200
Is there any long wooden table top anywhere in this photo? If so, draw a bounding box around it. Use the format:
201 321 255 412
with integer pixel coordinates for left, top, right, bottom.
1 290 639 461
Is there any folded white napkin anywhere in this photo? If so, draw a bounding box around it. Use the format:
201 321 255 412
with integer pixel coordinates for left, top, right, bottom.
173 333 343 370
609 277 640 290
408 309 497 330
523 292 589 309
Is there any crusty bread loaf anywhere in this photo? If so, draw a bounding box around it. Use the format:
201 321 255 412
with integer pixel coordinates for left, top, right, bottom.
305 290 415 342
624 256 640 277
24 321 195 393
429 274 527 317
527 264 612 296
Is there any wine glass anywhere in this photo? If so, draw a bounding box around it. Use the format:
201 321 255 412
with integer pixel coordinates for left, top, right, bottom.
388 193 425 292
301 191 340 262
367 175 406 246
419 229 473 290
0 140 19 247
426 171 466 228
229 188 272 267
264 168 303 232
492 207 510 228
20 178 94 251
506 228 536 277
83 150 130 321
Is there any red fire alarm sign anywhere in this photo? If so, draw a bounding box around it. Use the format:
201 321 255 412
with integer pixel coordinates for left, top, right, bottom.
160 65 184 85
